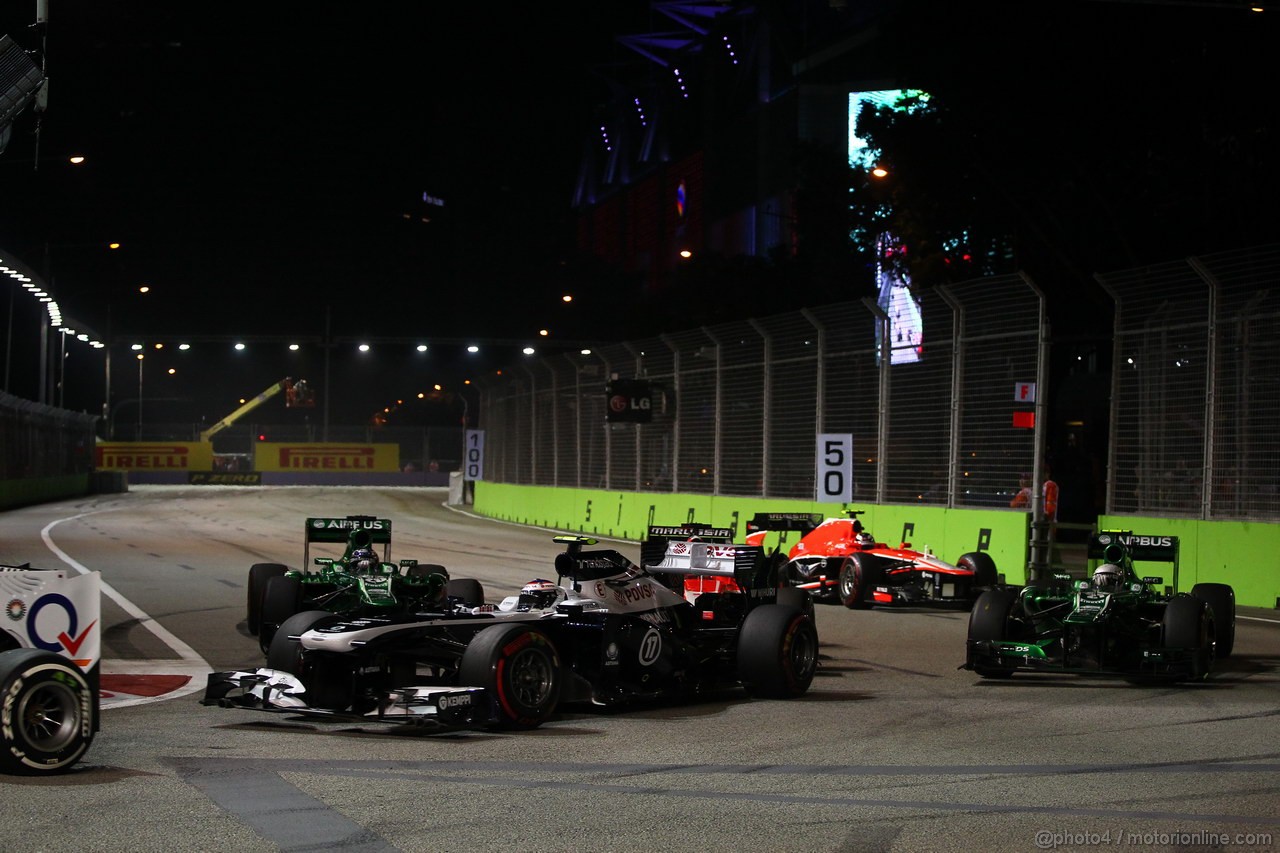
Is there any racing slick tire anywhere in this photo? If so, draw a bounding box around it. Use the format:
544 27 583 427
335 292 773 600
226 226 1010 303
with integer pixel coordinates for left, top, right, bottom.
445 578 485 606
246 563 288 634
459 624 561 729
837 553 882 609
1163 595 1213 680
259 575 303 653
1191 583 1235 658
776 586 815 620
967 588 1021 678
266 610 334 674
0 649 94 775
957 552 998 592
737 604 818 699
407 563 450 581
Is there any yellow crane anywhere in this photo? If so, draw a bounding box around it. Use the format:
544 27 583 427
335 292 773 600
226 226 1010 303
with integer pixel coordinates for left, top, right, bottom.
200 378 314 442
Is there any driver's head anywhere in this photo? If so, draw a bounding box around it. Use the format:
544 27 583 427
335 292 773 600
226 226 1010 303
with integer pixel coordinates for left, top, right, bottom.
517 578 562 610
349 547 378 573
1092 563 1124 590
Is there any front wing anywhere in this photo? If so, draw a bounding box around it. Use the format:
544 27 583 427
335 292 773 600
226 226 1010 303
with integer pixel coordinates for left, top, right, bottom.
201 668 489 730
966 639 1212 680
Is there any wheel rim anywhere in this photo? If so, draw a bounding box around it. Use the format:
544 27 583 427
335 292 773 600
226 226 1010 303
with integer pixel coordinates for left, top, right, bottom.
18 681 81 754
507 647 555 709
789 625 818 678
840 566 856 598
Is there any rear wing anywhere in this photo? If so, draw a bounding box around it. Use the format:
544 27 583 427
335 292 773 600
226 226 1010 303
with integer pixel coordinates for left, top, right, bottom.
744 513 823 537
639 524 766 587
1087 531 1180 588
304 516 393 564
0 565 101 730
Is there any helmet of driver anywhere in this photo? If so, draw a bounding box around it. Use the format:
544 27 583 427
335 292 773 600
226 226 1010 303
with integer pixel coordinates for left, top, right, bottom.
854 532 875 549
517 578 563 611
1092 563 1124 590
349 547 378 574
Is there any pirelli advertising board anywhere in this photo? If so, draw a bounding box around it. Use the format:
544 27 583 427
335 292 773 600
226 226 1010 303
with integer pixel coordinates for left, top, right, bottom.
255 442 400 473
96 441 214 471
95 441 399 474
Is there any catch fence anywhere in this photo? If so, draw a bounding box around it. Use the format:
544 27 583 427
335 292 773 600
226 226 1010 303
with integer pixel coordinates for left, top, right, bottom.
478 244 1280 524
478 272 1044 512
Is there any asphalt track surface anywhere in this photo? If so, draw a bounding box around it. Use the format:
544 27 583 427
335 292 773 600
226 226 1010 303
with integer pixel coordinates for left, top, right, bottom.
1 486 1277 853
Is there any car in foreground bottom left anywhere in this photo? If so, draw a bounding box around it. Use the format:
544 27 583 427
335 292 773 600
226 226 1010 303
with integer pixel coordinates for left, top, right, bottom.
202 533 818 731
1 563 101 774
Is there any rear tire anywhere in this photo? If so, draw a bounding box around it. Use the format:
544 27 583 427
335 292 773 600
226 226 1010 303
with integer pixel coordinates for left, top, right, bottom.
837 553 881 609
459 624 560 729
0 649 94 775
967 588 1020 678
737 604 818 698
246 563 287 634
1191 583 1235 658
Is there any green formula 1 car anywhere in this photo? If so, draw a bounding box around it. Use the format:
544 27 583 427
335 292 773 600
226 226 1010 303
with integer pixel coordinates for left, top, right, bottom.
245 516 480 653
964 531 1235 683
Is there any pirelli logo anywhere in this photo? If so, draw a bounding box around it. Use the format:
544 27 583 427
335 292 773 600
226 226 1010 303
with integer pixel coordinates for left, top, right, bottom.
277 446 375 469
96 445 190 469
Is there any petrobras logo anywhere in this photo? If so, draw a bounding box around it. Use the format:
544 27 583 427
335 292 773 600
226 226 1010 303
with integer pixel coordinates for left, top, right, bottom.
96 444 189 468
278 446 374 469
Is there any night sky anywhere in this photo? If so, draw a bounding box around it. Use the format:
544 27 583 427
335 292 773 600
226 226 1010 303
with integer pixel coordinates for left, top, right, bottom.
3 1 1277 429
2 2 651 423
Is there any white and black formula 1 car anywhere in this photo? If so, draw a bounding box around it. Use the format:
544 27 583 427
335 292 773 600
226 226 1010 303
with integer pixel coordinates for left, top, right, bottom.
0 563 101 774
202 533 818 731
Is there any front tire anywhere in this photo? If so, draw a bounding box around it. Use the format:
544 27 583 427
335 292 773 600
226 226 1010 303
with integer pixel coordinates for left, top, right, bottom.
737 604 818 698
0 649 94 775
446 578 485 606
246 563 287 634
259 575 302 653
1163 595 1213 682
958 551 998 590
266 610 334 674
776 586 815 620
458 624 560 729
837 553 881 609
1191 583 1235 658
967 588 1020 678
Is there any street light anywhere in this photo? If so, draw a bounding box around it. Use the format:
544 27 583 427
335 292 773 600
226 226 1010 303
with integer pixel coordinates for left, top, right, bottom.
136 353 144 439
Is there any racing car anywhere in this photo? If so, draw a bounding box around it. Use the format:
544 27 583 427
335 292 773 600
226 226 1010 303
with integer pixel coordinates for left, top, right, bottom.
1 563 101 774
639 522 813 616
745 510 998 608
203 532 818 731
963 531 1236 682
246 515 480 653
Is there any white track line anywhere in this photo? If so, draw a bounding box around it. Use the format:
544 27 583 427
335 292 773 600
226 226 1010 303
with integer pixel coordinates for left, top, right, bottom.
41 510 212 707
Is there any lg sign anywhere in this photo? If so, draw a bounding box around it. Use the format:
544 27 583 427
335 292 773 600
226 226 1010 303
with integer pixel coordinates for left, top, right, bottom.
606 379 653 423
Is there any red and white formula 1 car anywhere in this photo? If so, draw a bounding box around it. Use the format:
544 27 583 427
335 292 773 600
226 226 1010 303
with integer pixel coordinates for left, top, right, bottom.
745 510 998 609
0 563 101 774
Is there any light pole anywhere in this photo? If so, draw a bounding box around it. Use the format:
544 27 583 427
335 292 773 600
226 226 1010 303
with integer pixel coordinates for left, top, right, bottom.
136 352 144 439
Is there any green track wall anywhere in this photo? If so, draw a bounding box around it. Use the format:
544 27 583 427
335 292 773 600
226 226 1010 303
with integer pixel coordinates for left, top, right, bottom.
473 483 1278 608
472 482 1030 584
0 474 91 511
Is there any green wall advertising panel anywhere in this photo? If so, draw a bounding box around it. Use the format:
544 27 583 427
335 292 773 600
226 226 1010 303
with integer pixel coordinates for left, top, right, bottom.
472 484 1278 607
